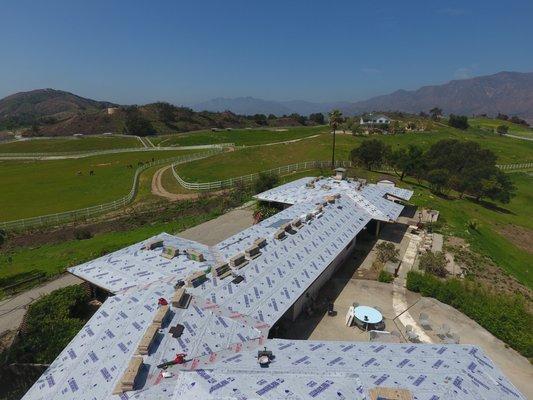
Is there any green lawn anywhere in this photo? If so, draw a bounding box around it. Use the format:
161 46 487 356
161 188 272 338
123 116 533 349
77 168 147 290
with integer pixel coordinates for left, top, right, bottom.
151 126 326 147
175 126 533 182
0 150 200 221
0 135 142 153
405 171 532 288
0 212 220 280
469 117 533 139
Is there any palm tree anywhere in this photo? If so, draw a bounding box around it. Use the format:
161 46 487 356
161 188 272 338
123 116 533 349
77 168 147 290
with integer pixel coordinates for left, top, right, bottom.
328 109 343 167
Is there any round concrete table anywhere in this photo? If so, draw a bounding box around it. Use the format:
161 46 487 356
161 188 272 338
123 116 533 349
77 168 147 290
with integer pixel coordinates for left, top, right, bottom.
353 306 383 326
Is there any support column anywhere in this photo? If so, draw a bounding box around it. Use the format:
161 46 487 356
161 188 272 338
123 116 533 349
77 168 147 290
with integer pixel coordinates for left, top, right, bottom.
375 220 381 237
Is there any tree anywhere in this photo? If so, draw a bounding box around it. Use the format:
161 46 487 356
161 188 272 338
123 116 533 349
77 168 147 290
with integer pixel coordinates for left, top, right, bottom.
350 139 391 170
253 114 268 125
429 107 443 120
497 113 509 121
123 107 155 136
426 168 450 194
496 125 508 135
309 113 325 125
477 170 516 203
448 114 469 130
253 172 279 194
328 110 343 166
390 145 424 181
267 114 277 120
289 113 307 125
154 102 175 123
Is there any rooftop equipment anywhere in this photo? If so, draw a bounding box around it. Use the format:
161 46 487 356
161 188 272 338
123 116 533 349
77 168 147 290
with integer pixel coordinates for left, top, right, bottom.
334 167 347 180
257 347 274 368
186 249 205 262
144 239 163 250
113 356 143 394
161 246 179 259
229 253 249 269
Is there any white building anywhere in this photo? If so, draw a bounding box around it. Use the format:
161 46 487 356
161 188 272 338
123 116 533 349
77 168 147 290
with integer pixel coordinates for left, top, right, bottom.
360 113 391 125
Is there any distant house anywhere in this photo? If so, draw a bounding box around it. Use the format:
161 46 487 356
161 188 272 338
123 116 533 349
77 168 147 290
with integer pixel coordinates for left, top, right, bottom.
360 114 391 125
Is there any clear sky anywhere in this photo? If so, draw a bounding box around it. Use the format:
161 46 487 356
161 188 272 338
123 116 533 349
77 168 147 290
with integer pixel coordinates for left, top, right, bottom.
1 0 532 105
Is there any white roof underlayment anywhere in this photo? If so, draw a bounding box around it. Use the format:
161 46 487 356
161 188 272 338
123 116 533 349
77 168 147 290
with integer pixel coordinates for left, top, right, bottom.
254 177 413 222
23 177 524 400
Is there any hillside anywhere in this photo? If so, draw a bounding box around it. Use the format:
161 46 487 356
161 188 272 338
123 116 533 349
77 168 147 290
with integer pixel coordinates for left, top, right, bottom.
0 89 115 126
346 71 533 121
191 71 533 122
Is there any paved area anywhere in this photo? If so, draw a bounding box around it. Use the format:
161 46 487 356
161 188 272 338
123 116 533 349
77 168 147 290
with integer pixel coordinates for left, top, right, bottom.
287 278 533 398
0 274 82 334
177 207 256 246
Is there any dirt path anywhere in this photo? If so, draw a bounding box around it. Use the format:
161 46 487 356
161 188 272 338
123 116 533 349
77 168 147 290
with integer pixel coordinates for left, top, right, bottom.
0 274 82 334
151 165 199 201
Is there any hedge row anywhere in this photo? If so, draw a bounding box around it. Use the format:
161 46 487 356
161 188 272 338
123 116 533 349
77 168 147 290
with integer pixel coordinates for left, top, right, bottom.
406 271 533 358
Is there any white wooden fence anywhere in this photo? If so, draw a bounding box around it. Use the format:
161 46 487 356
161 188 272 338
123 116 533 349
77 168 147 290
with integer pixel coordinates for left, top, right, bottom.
172 161 533 191
172 160 353 190
0 149 222 231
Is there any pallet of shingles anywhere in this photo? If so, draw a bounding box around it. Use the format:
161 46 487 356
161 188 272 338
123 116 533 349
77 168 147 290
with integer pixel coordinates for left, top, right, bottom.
144 239 163 250
254 237 267 248
274 228 286 240
186 270 207 287
245 244 261 259
161 246 179 259
153 305 169 326
186 249 205 262
113 356 143 394
290 218 302 230
212 262 232 279
229 252 249 269
136 323 159 355
172 287 191 308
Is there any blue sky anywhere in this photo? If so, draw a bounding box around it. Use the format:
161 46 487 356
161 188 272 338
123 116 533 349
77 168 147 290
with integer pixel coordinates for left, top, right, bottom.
1 0 532 104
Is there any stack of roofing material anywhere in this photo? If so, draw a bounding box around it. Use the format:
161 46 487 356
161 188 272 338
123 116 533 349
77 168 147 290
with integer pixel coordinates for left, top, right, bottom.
144 239 163 250
229 252 249 269
171 287 191 308
324 195 336 204
274 228 286 240
186 270 207 287
253 237 267 248
113 356 143 394
212 262 232 279
161 246 179 259
187 249 205 262
136 323 159 355
244 244 261 260
290 218 302 230
153 304 169 326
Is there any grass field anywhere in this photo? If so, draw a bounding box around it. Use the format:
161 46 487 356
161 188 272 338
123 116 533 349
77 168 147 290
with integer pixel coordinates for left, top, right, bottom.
0 150 200 221
0 135 142 153
469 117 533 139
406 171 532 289
151 126 326 147
0 211 221 280
175 126 533 182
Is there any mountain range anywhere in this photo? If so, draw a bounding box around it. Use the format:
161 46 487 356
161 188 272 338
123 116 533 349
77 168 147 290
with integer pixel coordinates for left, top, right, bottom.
191 71 533 122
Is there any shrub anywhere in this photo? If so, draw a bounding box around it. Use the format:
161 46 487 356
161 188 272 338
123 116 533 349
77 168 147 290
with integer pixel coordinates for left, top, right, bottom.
255 201 281 221
253 172 279 194
74 229 93 240
9 285 91 364
418 251 447 277
448 114 469 130
375 242 399 263
406 271 533 358
0 229 6 246
378 270 394 283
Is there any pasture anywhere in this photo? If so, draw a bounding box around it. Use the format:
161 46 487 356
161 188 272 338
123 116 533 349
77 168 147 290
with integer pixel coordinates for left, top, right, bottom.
469 117 533 139
0 135 142 153
175 126 533 182
0 149 200 221
151 126 326 147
